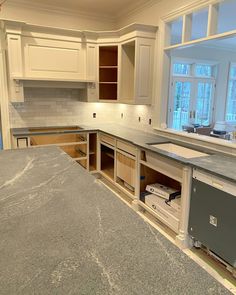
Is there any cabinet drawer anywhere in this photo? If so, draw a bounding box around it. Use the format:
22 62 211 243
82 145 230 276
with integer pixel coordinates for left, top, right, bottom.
117 140 136 156
100 134 115 146
117 152 136 188
144 151 183 182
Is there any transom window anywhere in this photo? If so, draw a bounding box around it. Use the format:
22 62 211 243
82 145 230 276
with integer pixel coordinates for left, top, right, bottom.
168 61 216 130
225 63 236 122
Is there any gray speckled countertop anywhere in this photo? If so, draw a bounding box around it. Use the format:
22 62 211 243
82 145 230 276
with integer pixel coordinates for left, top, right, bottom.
11 124 236 182
0 146 232 295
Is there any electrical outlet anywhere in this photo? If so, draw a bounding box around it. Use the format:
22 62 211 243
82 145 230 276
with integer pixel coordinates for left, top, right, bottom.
93 113 96 118
209 215 217 227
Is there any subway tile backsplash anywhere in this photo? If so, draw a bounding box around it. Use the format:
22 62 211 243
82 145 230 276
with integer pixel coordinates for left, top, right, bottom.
9 88 154 131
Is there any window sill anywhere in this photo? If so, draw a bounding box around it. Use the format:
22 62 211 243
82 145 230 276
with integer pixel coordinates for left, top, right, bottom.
154 127 236 154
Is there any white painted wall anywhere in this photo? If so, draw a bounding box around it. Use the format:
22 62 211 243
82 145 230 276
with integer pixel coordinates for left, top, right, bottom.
1 1 115 30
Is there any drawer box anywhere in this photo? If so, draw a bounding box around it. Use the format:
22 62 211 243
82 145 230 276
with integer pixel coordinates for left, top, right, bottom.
145 151 183 182
117 140 136 156
145 194 180 233
116 152 136 188
100 134 115 146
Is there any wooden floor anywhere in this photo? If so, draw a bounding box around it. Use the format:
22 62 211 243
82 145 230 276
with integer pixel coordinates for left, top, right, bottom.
97 176 236 295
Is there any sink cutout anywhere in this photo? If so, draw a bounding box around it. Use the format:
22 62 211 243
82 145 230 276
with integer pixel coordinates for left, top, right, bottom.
150 143 209 159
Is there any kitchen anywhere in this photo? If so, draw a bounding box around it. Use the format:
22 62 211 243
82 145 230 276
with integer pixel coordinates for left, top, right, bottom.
0 0 236 294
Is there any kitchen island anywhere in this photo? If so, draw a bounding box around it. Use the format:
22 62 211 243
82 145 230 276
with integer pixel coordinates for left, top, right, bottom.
0 146 232 294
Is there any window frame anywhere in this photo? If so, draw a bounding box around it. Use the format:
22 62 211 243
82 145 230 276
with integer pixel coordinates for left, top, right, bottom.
225 62 236 123
168 58 216 129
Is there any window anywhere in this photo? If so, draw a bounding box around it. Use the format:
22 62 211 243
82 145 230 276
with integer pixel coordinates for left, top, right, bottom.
225 63 236 122
169 61 216 130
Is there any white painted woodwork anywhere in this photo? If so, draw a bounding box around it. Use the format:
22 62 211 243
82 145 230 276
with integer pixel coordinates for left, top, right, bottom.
182 14 192 43
23 38 85 79
119 37 155 105
6 34 24 102
3 20 157 104
0 32 11 149
135 37 154 104
207 4 219 37
176 166 193 249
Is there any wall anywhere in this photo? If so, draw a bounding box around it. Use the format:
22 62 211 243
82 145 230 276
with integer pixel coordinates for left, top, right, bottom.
9 88 154 132
1 1 115 30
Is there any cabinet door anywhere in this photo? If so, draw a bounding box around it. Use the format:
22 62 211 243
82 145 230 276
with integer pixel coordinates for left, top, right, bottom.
189 178 236 267
6 34 24 102
86 44 98 101
23 37 86 79
135 38 155 105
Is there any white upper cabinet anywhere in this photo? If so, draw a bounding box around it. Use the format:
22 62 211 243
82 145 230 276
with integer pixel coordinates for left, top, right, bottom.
3 21 157 104
119 36 155 105
23 38 86 80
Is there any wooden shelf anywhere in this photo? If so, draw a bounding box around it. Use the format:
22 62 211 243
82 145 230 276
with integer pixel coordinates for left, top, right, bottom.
99 46 118 101
99 66 118 69
99 82 118 84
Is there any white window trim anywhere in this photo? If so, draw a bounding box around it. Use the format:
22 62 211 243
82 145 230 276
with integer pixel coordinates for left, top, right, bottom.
225 62 236 123
168 58 216 129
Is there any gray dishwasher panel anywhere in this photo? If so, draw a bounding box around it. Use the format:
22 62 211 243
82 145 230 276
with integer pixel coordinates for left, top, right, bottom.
189 178 236 267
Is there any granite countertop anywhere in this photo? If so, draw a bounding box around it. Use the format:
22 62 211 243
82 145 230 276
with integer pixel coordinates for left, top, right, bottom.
11 124 236 183
0 146 232 295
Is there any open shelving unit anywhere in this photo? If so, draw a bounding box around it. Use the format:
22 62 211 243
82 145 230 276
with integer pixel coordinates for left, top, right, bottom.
30 132 89 169
99 46 118 101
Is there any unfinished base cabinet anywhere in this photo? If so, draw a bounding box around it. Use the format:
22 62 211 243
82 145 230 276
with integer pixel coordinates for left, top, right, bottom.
99 133 138 198
13 130 98 172
138 150 192 247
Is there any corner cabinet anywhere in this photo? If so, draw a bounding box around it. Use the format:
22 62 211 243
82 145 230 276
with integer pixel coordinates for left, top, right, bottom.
98 24 157 105
119 37 155 105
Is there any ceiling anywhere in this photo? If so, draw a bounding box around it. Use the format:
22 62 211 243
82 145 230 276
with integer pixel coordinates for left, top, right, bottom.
8 0 155 19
